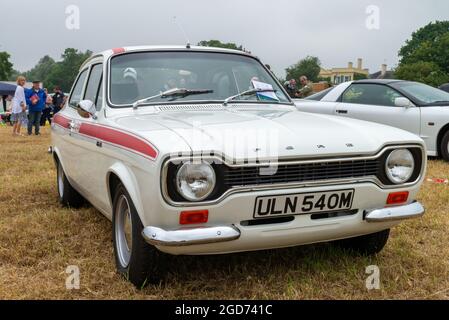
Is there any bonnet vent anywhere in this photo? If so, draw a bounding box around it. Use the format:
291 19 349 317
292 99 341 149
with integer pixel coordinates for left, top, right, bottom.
157 104 226 112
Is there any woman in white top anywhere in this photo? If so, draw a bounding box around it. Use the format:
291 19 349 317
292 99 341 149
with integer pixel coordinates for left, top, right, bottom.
11 76 27 136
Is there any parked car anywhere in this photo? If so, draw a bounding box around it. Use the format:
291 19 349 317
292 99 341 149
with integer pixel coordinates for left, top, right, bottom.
439 83 449 93
295 79 449 160
51 46 426 287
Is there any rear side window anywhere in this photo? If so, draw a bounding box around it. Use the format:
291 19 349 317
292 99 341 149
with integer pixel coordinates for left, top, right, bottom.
84 64 103 110
69 69 88 107
341 84 403 107
306 87 332 101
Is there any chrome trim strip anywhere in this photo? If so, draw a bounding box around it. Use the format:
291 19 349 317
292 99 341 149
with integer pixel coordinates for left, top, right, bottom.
161 144 426 207
142 225 241 247
365 202 425 222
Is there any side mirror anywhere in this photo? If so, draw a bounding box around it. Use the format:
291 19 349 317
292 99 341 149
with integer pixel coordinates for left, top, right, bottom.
77 100 97 119
394 97 413 108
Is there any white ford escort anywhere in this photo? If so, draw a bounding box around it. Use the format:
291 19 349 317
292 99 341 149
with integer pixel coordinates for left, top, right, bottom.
51 45 426 287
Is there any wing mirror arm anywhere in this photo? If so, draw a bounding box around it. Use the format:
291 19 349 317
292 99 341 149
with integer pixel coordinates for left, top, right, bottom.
77 100 98 120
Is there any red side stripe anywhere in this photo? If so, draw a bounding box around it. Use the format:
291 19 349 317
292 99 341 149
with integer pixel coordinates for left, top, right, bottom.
79 123 158 159
53 114 70 128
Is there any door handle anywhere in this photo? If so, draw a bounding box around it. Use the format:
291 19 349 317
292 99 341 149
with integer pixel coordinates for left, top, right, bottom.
68 120 76 129
336 109 348 114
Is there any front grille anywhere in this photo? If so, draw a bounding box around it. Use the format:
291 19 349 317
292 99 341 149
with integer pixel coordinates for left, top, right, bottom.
164 146 423 204
221 159 381 187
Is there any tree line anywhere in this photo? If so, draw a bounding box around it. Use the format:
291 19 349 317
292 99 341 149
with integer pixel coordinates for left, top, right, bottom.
1 21 449 91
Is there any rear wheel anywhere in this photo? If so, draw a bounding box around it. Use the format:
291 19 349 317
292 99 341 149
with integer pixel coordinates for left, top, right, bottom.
440 130 449 161
56 160 85 208
334 229 390 255
112 183 167 288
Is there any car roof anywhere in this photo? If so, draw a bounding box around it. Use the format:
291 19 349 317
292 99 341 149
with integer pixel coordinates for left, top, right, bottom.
353 79 405 85
81 45 256 69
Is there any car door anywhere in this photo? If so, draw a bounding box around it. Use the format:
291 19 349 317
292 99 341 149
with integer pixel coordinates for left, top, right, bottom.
67 63 110 212
56 68 89 186
335 83 421 136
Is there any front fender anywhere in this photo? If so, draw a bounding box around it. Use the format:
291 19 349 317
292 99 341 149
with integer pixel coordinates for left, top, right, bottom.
107 162 145 223
52 146 75 186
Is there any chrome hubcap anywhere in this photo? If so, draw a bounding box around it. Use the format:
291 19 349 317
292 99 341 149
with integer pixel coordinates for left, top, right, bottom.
57 163 64 197
115 195 133 267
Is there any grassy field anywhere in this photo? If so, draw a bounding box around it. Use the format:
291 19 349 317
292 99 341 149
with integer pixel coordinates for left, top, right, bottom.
0 125 448 300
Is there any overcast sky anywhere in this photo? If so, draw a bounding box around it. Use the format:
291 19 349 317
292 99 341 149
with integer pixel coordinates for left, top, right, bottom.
1 0 448 78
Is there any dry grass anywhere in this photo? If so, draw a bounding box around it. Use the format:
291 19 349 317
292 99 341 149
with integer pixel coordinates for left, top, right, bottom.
0 125 448 300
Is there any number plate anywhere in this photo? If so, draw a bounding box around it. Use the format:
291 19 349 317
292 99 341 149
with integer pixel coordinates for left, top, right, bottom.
253 189 355 219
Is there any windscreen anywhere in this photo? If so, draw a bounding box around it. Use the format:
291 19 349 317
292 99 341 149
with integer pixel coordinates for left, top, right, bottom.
109 51 290 106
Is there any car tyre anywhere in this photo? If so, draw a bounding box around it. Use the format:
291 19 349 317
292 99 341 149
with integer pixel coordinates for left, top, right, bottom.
440 130 449 161
56 160 85 208
334 229 390 255
112 183 167 288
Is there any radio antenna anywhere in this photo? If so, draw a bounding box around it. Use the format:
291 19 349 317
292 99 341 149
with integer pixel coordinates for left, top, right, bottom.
173 16 191 49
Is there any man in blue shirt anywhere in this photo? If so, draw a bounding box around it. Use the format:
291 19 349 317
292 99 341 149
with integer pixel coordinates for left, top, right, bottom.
25 80 47 135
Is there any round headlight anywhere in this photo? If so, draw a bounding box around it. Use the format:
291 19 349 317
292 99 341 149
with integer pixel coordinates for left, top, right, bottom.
385 149 415 184
176 162 216 201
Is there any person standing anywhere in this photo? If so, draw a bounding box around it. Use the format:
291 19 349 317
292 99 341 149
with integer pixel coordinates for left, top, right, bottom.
1 95 7 113
11 76 27 136
52 86 65 114
285 79 298 98
40 88 53 126
297 76 314 98
25 80 47 136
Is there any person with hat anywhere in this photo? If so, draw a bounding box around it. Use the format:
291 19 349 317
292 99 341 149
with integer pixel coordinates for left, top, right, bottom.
25 80 47 136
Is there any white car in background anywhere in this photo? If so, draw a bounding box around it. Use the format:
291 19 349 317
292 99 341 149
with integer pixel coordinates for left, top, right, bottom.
295 80 449 160
52 46 426 288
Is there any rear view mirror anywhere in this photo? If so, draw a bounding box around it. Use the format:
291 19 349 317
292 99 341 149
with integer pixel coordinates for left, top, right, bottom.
394 97 413 108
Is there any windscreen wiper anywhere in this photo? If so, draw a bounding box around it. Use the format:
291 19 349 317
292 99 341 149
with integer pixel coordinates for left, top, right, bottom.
223 88 277 106
132 88 213 109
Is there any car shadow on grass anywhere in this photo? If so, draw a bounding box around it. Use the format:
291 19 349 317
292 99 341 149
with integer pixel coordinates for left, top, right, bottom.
148 242 379 296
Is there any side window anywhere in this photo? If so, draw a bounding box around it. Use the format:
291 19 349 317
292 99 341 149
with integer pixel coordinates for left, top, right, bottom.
342 84 403 107
69 69 88 107
84 64 103 111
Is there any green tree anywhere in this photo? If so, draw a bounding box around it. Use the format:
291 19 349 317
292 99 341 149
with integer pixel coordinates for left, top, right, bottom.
24 55 56 83
397 21 449 86
197 40 244 51
285 56 321 83
8 69 21 81
353 73 368 81
0 51 13 80
395 61 449 87
45 48 92 92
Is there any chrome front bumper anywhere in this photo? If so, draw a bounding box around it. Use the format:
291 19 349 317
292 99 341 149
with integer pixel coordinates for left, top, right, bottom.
142 225 241 247
142 202 424 247
365 202 425 222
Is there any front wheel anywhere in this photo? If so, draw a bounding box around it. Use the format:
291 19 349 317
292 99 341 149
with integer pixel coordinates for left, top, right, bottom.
56 160 85 208
333 229 390 255
440 130 449 161
112 183 167 288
